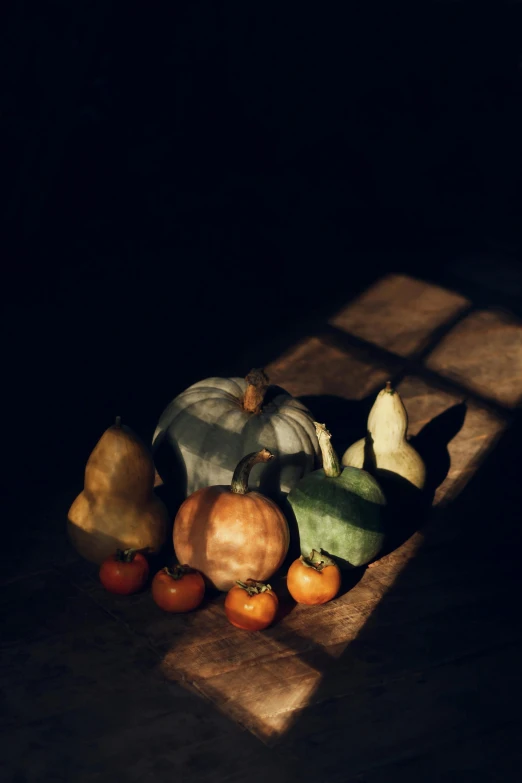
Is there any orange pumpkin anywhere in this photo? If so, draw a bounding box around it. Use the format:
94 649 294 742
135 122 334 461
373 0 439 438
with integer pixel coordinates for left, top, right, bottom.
173 449 290 591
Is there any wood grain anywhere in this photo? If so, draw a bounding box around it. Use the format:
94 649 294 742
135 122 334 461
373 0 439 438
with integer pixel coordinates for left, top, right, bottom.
61 286 515 745
8 271 519 776
329 274 470 358
426 308 522 408
152 284 514 743
266 335 398 400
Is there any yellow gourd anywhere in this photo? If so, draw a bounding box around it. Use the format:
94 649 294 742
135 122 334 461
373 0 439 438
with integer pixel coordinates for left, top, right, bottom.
67 417 169 564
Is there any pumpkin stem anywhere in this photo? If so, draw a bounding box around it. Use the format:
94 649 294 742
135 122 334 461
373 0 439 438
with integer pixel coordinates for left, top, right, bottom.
243 368 270 414
236 579 272 596
313 422 342 478
114 416 122 427
230 449 274 494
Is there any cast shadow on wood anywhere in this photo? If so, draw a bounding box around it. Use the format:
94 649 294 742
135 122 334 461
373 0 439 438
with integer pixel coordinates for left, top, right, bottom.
280 414 522 770
368 400 467 558
410 401 468 497
298 393 372 457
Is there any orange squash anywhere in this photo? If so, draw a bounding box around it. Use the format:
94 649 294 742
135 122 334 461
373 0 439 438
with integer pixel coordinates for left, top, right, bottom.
173 449 290 591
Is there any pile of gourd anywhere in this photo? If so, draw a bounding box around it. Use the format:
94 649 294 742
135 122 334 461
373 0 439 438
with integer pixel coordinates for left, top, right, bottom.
67 369 426 630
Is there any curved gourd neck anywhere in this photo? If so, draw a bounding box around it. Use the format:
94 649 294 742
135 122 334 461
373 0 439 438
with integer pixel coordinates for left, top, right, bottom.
367 382 408 451
230 449 274 494
314 422 342 478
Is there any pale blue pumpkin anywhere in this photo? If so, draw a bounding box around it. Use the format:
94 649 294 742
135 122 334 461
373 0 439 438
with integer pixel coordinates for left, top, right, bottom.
153 369 320 505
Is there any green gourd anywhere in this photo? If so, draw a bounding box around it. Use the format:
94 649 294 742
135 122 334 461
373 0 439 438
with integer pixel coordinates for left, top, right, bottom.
287 422 386 569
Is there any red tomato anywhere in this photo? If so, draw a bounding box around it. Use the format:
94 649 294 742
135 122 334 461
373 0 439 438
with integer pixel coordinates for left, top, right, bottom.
99 549 149 595
224 579 279 631
286 549 341 605
151 565 205 613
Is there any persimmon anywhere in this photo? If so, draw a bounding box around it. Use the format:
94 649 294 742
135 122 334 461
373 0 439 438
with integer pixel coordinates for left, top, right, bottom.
224 579 278 631
151 565 205 613
99 549 149 595
287 549 341 605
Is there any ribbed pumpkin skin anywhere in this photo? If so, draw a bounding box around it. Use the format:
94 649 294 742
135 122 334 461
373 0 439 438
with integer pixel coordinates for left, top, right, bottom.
173 486 290 591
153 377 319 501
287 466 386 569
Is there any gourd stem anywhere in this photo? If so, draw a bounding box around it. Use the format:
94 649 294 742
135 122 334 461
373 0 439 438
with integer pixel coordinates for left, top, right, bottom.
230 449 274 494
115 415 122 427
243 368 269 414
314 422 342 478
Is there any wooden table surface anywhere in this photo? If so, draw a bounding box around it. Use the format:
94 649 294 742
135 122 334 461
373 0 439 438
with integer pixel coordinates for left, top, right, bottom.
3 266 522 782
151 271 518 742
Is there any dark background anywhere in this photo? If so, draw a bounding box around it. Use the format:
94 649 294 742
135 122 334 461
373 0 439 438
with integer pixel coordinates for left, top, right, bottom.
3 2 522 505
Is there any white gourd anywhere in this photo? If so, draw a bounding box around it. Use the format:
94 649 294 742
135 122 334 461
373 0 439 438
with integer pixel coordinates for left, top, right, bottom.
342 382 426 490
